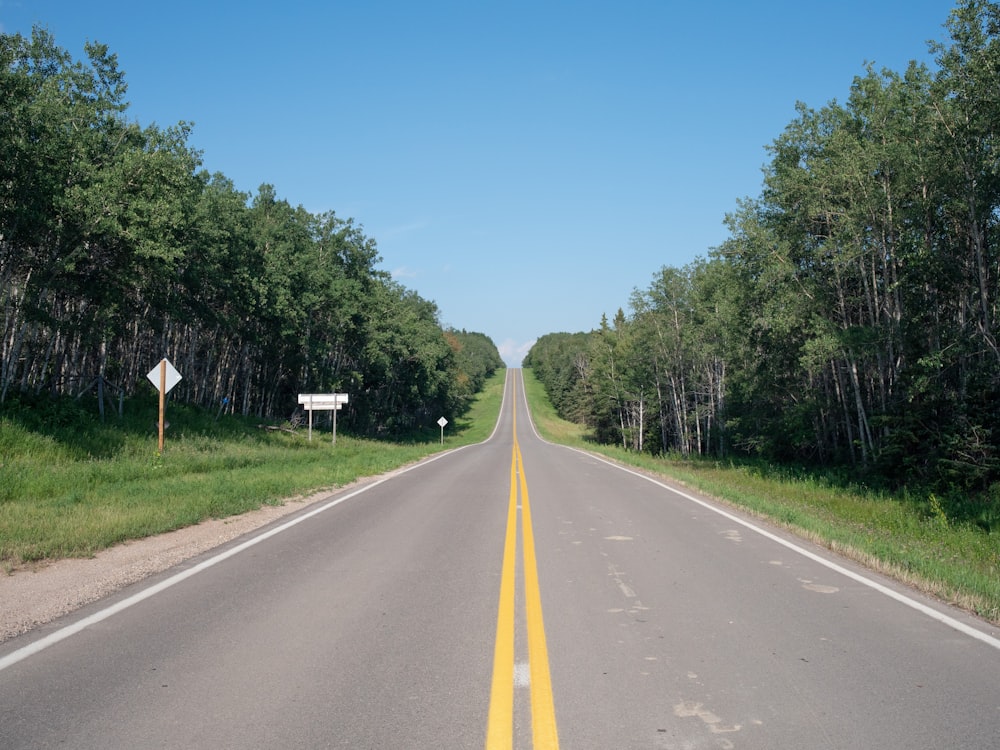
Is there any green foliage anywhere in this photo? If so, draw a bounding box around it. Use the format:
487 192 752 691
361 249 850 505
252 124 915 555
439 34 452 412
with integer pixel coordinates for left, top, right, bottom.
0 374 505 565
527 0 1000 504
0 27 503 436
523 331 593 423
523 376 1000 623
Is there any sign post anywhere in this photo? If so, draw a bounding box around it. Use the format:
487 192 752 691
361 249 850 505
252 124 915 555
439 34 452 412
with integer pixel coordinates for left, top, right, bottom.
437 416 448 445
146 358 182 453
298 394 349 444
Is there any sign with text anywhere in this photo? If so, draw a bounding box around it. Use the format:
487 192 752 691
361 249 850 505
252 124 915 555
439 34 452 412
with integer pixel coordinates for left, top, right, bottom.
297 393 349 443
298 393 349 409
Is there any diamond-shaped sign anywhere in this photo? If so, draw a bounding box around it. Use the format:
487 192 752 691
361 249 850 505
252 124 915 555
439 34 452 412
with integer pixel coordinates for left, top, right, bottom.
147 358 182 394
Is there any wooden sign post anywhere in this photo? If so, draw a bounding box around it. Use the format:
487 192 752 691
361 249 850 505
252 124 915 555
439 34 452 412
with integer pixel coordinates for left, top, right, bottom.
146 358 182 453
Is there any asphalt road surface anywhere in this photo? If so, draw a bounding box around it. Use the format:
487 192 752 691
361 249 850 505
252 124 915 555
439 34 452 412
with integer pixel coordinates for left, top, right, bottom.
2 369 999 749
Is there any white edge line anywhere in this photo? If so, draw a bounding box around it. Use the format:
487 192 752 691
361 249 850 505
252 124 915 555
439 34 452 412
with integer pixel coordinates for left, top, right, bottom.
519 368 1000 652
0 372 513 673
576 448 1000 651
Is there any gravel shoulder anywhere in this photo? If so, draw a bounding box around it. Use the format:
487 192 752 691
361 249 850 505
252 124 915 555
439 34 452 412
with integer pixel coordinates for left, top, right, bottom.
0 487 349 644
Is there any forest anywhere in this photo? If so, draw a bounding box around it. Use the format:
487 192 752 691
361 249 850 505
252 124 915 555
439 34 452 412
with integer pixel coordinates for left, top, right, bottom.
0 28 503 436
526 0 1000 507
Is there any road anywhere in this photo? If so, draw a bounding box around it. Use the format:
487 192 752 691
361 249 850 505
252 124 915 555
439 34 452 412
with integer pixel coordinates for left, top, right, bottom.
2 369 999 749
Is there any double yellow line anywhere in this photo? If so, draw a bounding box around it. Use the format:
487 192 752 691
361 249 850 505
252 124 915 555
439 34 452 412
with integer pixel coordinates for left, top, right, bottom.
485 378 559 749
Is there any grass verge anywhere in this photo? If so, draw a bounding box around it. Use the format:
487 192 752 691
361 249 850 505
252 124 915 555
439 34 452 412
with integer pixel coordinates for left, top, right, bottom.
0 370 507 570
521 369 1000 625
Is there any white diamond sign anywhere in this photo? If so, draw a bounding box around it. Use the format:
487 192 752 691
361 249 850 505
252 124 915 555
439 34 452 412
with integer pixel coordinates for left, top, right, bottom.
147 358 182 394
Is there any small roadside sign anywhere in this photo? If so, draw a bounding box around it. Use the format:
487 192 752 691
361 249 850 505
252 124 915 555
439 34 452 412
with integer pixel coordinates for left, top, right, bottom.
298 393 349 410
146 359 182 394
298 393 349 443
437 416 448 444
147 358 182 453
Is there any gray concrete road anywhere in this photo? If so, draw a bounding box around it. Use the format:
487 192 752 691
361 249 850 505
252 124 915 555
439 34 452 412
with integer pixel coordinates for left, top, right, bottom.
2 370 999 749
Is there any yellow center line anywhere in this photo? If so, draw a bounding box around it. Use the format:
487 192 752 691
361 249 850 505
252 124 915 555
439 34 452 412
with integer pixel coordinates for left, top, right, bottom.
485 432 518 748
486 375 560 749
518 436 560 748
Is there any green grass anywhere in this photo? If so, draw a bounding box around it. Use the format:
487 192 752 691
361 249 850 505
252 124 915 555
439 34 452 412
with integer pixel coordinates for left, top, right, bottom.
521 369 1000 624
0 370 507 569
6 369 998 626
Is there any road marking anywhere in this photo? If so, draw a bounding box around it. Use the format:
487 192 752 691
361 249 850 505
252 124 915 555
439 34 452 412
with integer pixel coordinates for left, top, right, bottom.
517 437 559 749
486 375 560 749
0 387 512 676
554 445 1000 652
514 662 531 687
484 433 518 749
516 370 1000 650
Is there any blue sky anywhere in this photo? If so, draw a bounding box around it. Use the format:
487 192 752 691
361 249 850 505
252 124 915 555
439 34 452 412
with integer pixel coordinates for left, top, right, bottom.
2 1 954 365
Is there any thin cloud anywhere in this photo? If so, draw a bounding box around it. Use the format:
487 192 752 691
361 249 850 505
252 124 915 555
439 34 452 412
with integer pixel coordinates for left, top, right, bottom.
381 220 429 239
498 338 536 367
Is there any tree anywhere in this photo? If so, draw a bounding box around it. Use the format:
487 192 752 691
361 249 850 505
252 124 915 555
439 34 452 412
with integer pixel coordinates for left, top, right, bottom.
0 28 502 436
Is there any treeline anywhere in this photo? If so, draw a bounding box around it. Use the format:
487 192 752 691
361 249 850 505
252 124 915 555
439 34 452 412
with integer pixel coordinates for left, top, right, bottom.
526 1 1000 499
0 28 503 435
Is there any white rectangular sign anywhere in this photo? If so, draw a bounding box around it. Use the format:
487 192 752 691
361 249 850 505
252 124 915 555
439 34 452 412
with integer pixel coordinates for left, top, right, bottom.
297 393 349 444
298 393 349 409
